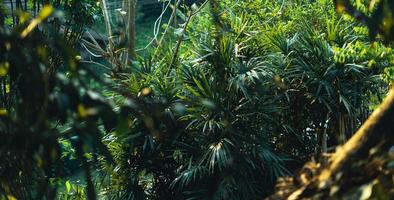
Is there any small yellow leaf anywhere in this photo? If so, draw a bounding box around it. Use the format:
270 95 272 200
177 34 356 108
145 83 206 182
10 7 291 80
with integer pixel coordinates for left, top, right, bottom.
371 42 377 49
78 104 97 118
7 195 17 200
6 84 10 94
38 5 54 20
19 12 31 24
138 87 152 97
273 75 287 89
21 5 53 38
78 104 89 118
37 46 47 60
0 108 8 116
368 60 376 68
0 62 10 77
336 2 346 14
369 0 379 11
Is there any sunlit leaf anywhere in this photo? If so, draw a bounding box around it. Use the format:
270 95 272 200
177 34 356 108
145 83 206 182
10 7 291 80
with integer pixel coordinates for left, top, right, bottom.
0 62 10 77
65 181 71 193
21 5 53 38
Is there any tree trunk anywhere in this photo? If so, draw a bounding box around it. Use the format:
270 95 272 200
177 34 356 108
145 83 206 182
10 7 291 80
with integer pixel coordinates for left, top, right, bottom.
172 0 177 28
318 87 394 180
101 0 113 46
288 86 394 199
127 0 136 60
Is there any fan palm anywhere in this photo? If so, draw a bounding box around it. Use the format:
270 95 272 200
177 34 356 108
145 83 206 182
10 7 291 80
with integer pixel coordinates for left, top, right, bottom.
266 21 383 158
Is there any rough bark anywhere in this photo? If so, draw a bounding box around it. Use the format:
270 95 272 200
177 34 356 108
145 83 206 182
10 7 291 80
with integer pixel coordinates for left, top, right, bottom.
268 86 394 199
127 0 136 60
317 86 394 183
296 86 394 198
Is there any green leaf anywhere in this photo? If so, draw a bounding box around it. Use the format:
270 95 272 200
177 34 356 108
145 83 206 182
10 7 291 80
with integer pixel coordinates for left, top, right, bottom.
65 181 71 193
0 62 10 77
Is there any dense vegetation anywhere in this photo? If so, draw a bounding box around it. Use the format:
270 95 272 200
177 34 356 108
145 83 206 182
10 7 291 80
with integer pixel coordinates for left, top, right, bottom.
0 0 393 199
